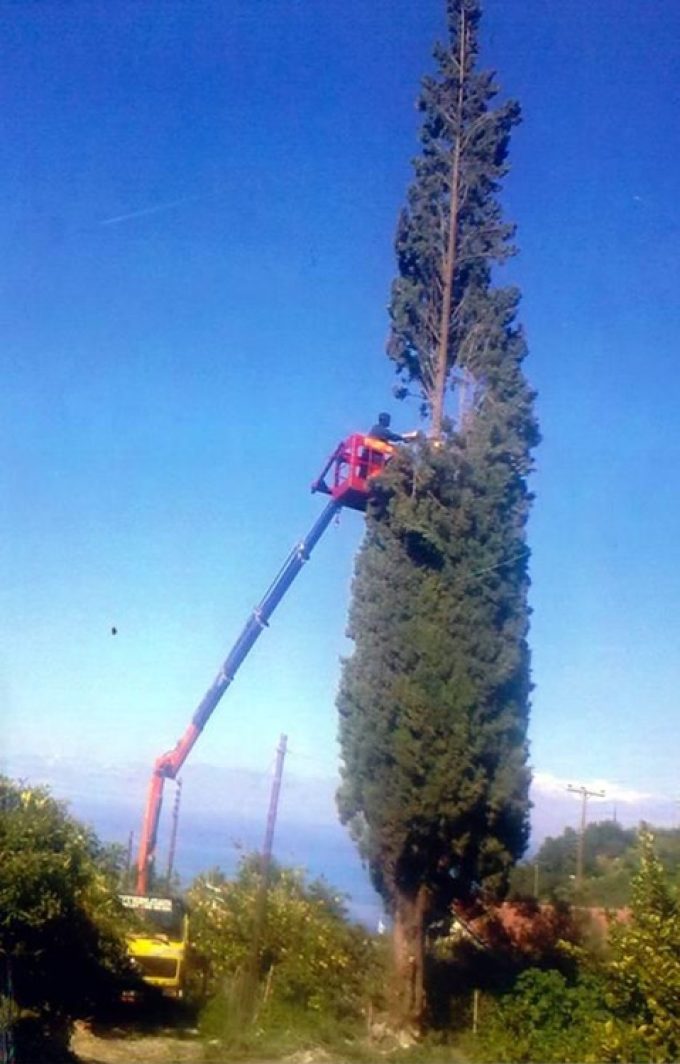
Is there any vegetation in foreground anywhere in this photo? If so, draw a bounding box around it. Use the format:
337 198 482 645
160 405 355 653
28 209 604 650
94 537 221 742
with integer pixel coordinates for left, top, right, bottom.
3 769 680 1064
0 775 134 1062
183 829 680 1063
187 856 383 1058
466 828 680 1063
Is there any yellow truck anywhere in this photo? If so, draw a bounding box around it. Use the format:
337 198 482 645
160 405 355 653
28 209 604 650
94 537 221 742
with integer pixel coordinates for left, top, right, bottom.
119 893 188 999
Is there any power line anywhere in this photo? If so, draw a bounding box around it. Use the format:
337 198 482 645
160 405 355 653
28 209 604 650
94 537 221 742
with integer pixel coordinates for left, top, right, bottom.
468 547 530 580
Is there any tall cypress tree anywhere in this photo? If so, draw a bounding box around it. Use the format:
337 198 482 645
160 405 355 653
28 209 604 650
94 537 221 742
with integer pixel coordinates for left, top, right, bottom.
337 0 539 1025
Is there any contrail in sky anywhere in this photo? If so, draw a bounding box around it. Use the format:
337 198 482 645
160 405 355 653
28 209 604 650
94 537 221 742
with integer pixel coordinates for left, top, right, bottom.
99 194 200 226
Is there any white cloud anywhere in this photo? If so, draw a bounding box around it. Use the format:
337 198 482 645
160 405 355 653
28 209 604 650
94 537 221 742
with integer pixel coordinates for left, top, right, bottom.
532 770 655 805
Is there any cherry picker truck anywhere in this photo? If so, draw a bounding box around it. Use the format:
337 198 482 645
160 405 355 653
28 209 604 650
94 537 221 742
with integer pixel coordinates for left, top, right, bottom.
134 432 396 902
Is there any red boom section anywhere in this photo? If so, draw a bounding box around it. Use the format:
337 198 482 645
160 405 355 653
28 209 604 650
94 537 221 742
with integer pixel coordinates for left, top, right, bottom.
136 435 394 895
136 726 200 894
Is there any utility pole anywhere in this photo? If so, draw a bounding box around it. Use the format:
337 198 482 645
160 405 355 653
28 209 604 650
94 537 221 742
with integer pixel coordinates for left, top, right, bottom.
242 734 288 1021
124 830 134 889
262 735 287 875
166 777 183 887
567 784 605 887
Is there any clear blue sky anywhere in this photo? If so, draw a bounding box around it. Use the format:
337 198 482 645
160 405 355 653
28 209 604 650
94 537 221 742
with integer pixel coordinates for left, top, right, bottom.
3 0 680 836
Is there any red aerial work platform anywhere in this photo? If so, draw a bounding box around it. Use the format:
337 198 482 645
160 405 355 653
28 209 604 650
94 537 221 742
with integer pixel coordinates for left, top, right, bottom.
311 433 395 511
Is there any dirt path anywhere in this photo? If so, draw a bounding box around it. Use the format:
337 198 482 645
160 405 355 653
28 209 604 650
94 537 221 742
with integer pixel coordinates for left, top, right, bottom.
71 1021 205 1063
71 1022 342 1064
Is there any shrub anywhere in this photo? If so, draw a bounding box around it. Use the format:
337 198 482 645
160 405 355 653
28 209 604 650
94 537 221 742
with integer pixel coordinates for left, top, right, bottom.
0 776 132 1056
472 967 607 1063
600 827 680 1062
188 856 382 1050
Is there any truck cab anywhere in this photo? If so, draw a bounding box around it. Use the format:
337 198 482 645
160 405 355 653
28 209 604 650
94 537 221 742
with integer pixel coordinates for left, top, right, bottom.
119 893 188 999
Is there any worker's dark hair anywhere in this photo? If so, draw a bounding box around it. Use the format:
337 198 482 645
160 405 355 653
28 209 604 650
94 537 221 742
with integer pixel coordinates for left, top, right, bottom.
378 412 391 425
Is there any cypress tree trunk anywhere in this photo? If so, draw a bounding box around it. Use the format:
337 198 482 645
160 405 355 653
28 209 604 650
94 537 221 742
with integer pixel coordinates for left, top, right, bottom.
392 884 430 1025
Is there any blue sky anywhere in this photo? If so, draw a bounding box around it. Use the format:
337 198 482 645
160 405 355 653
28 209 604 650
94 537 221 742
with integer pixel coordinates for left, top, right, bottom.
3 0 680 855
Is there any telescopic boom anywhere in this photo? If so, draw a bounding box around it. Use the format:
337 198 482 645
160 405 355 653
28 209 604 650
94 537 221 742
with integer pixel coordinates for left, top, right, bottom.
135 432 396 894
136 498 340 893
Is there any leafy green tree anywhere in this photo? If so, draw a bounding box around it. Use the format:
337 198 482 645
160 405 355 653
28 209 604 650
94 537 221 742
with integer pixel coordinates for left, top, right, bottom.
601 827 680 1062
534 827 578 888
474 831 680 1063
586 820 637 866
338 0 537 1025
0 777 132 1056
187 857 380 1049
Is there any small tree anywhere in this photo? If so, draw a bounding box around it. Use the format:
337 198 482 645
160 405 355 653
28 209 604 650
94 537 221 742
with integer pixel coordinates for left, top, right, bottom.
474 968 607 1064
188 857 380 1049
0 777 131 1055
601 827 680 1062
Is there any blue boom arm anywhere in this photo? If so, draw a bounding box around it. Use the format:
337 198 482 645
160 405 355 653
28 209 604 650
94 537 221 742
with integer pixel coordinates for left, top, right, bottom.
137 497 341 892
192 497 341 733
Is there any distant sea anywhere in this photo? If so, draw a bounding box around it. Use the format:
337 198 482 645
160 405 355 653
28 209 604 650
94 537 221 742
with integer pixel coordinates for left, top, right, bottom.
65 791 386 929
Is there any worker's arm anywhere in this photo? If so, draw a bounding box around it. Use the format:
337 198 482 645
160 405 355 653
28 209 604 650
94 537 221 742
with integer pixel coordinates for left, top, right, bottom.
382 428 418 443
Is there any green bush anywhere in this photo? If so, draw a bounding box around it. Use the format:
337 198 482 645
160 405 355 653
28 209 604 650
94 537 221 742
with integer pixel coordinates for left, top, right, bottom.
600 827 680 1062
0 776 132 1057
471 968 607 1063
188 856 383 1052
468 830 680 1063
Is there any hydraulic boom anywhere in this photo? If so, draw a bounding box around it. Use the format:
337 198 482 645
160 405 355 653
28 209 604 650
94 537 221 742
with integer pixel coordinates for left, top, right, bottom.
136 498 340 893
135 432 396 894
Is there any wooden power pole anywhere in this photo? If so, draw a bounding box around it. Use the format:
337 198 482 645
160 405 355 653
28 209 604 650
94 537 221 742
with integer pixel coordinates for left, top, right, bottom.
262 735 287 875
242 734 288 1020
567 783 605 887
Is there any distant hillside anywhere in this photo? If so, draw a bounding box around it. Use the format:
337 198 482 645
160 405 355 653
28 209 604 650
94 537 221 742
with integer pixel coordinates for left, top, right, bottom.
511 819 680 906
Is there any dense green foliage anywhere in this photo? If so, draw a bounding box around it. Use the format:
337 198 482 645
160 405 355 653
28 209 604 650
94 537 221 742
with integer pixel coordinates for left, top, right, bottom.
601 828 680 1062
473 968 607 1063
339 433 535 911
511 819 637 904
337 6 538 1008
188 856 381 1052
0 776 132 1057
465 829 680 1063
424 896 589 1035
